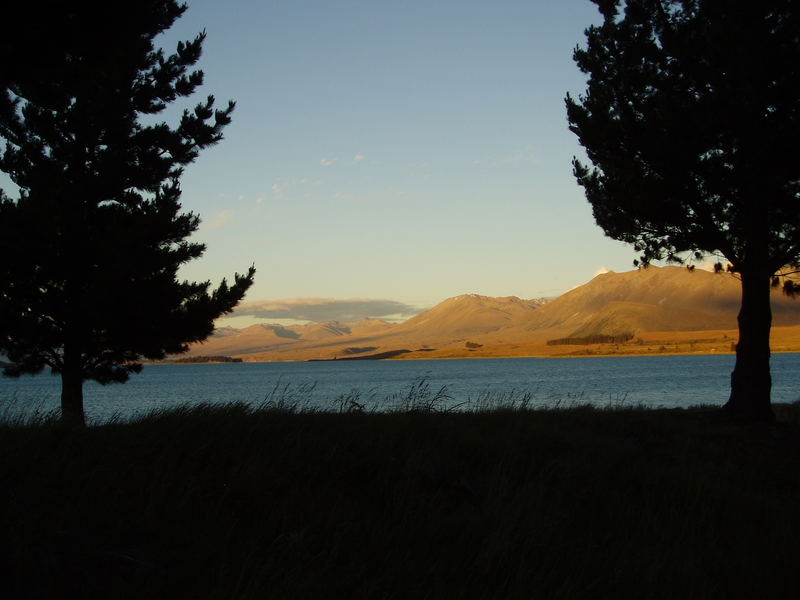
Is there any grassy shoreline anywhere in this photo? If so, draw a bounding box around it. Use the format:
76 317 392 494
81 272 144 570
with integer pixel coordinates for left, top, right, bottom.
3 402 800 598
157 347 799 366
218 325 800 363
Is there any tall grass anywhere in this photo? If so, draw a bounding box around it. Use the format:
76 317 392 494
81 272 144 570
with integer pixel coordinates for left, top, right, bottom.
2 389 800 598
0 391 60 427
253 378 640 415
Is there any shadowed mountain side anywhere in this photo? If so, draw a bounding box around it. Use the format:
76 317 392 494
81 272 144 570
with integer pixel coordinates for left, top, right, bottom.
564 301 734 338
286 318 397 341
192 324 301 356
184 295 549 360
286 322 351 341
209 327 240 338
187 319 396 357
511 266 800 338
391 294 548 337
338 318 398 337
327 295 551 351
182 267 800 361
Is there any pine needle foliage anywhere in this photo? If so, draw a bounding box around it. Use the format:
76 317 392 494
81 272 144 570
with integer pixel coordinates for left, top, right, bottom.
566 0 800 421
0 1 255 424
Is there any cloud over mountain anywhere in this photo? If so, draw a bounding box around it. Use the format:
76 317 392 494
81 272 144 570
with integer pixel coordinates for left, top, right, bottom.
185 267 800 361
231 298 421 323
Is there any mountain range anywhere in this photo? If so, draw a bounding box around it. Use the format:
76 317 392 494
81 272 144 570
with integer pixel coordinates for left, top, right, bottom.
183 266 800 361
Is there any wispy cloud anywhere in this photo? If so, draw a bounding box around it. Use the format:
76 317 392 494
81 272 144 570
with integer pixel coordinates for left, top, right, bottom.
334 191 358 201
199 210 234 232
475 155 542 168
231 298 421 323
266 178 324 199
320 158 337 167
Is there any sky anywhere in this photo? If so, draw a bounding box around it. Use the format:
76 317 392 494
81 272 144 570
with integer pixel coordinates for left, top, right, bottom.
12 0 644 326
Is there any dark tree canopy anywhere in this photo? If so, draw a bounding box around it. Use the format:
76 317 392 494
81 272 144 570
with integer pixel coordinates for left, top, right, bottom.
567 0 800 421
0 1 255 424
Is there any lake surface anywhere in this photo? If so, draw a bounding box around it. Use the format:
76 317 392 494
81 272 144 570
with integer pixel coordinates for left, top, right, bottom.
2 354 799 424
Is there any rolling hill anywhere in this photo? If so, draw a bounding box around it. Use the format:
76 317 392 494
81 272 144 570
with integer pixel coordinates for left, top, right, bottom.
183 266 800 361
512 266 800 338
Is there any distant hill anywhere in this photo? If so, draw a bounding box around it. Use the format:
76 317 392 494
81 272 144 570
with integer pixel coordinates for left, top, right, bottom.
182 266 800 361
186 318 397 358
184 295 550 360
514 266 800 338
393 294 548 338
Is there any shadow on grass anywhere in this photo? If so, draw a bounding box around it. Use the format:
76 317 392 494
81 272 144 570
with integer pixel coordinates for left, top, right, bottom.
2 397 800 598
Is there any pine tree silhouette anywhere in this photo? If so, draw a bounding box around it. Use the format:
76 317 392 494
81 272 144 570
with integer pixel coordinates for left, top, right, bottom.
567 0 800 421
0 1 255 425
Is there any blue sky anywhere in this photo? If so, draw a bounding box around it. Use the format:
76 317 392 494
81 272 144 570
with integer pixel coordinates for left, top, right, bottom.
12 1 644 325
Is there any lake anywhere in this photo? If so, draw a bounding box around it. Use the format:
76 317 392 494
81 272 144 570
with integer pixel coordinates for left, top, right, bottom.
2 354 799 424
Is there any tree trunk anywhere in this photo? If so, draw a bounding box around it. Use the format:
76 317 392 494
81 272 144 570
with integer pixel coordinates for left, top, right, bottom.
724 270 775 422
60 351 85 427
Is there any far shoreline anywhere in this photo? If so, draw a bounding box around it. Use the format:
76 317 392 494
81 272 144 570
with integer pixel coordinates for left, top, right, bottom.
157 326 800 365
151 348 800 366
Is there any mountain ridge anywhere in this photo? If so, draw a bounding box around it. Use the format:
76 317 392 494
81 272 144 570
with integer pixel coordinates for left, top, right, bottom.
183 266 800 361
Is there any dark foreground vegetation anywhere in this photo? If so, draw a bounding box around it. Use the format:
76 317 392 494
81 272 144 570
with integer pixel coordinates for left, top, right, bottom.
3 402 800 599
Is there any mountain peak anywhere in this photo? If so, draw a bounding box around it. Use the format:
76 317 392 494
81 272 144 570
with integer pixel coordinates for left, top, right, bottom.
188 267 800 361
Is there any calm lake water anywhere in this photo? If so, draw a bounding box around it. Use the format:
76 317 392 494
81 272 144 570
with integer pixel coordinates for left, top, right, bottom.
2 354 799 424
